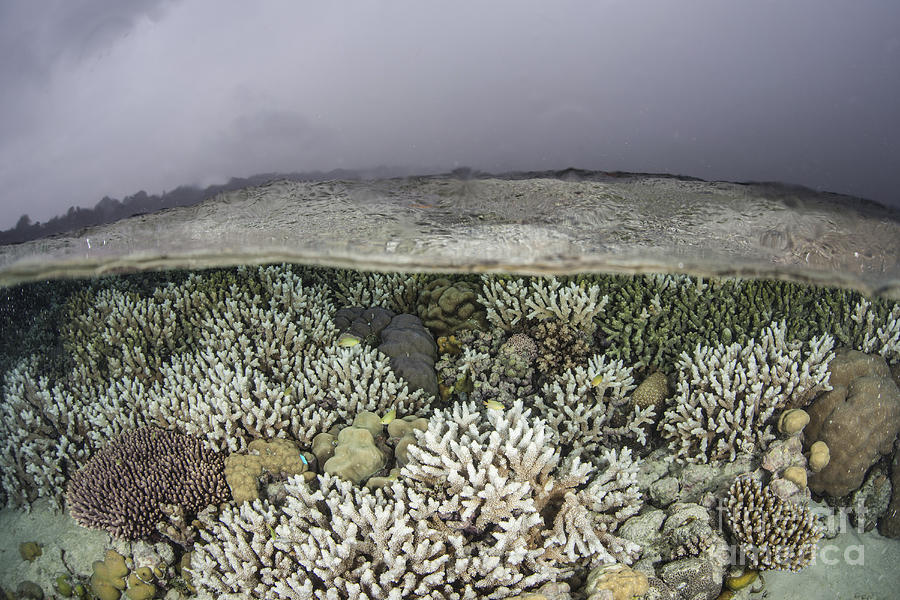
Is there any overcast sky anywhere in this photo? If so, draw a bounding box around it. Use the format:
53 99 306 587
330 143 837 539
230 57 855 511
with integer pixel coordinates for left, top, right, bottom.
1 0 898 229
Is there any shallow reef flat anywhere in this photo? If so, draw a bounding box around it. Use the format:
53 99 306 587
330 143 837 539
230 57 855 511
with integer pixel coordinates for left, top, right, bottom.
0 265 898 599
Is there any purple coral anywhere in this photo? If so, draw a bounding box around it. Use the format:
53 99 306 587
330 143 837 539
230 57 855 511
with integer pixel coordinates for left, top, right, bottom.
66 427 230 540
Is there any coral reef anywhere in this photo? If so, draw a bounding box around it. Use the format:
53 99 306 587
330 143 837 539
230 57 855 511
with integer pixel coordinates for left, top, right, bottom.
534 354 655 454
66 427 230 540
806 348 900 497
416 277 488 335
334 306 439 396
723 475 823 571
3 267 900 597
660 321 834 463
224 438 310 504
191 401 642 599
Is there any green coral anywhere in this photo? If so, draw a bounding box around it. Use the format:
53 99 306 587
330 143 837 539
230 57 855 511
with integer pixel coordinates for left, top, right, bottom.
586 273 889 376
416 277 488 336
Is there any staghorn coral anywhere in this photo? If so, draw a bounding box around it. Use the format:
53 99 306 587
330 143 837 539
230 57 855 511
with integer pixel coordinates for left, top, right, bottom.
66 427 230 540
534 353 655 454
331 270 422 314
660 320 834 463
479 276 607 334
191 401 643 599
723 475 823 571
589 273 897 377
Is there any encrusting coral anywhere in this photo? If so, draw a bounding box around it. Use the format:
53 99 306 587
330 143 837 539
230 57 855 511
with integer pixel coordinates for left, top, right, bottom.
723 475 823 572
225 438 310 504
66 427 230 540
660 320 834 463
191 401 642 599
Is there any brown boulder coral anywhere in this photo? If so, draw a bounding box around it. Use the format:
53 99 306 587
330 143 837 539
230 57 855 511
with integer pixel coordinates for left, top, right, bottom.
806 348 900 497
66 427 230 540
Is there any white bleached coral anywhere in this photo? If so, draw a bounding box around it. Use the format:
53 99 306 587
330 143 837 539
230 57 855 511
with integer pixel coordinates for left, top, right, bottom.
534 354 655 452
849 298 900 364
191 401 643 599
479 276 608 333
660 320 834 463
0 264 431 507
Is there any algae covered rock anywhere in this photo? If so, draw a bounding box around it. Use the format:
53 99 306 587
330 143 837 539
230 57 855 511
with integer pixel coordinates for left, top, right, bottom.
18 541 42 562
416 278 488 336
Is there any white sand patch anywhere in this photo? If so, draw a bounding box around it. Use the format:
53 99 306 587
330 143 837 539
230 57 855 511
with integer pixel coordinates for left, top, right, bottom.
0 498 110 594
764 528 900 600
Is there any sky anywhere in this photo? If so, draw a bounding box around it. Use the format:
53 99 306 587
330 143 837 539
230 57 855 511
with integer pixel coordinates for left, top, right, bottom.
1 0 899 229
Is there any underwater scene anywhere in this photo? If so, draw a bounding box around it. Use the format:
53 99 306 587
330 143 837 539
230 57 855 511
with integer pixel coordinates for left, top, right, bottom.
1 263 899 600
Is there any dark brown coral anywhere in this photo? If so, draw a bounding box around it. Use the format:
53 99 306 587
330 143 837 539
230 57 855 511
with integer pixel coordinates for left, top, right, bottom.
724 475 823 571
66 427 230 540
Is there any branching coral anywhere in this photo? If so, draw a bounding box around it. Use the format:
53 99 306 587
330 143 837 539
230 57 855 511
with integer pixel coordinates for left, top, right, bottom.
67 427 230 540
0 265 432 507
533 354 655 454
724 475 823 571
191 401 642 599
660 321 834 463
479 276 607 334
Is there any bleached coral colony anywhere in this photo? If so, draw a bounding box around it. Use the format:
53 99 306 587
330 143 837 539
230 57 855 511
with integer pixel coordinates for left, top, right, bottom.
0 265 899 599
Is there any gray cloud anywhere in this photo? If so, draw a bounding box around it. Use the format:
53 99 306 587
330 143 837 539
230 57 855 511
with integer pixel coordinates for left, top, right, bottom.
1 0 898 229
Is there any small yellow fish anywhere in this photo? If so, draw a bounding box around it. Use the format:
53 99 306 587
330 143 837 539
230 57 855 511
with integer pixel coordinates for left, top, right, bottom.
336 334 361 347
590 374 604 387
387 470 400 481
484 400 504 411
381 408 396 424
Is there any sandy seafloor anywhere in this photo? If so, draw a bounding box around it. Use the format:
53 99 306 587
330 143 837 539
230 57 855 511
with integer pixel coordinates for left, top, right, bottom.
2 499 900 599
